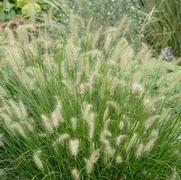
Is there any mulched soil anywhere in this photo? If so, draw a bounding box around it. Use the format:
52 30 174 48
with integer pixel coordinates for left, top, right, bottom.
0 17 33 30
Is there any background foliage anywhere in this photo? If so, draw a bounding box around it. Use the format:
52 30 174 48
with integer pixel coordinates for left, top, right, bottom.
130 0 181 56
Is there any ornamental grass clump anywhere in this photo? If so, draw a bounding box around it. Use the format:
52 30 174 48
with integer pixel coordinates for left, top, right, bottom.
0 15 180 179
132 0 181 56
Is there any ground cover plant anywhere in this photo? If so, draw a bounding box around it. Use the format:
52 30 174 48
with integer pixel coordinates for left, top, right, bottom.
0 14 181 179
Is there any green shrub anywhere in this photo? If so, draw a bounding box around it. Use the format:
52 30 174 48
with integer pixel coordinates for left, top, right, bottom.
74 0 127 26
0 16 180 179
37 0 128 26
0 0 48 21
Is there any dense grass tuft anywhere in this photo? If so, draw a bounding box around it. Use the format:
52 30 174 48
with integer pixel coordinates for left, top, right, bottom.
0 16 181 179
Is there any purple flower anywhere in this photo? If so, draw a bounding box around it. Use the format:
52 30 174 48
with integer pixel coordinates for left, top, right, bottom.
162 47 174 61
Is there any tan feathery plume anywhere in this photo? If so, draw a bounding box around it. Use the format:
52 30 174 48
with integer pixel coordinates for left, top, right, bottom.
41 114 53 132
115 135 127 146
145 115 160 130
144 129 159 153
11 122 26 138
135 143 144 158
71 168 80 180
82 102 95 140
71 117 78 131
53 133 70 146
69 139 80 157
33 150 44 171
85 149 100 174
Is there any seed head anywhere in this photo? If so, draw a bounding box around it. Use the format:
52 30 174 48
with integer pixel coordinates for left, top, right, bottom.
53 133 70 146
145 115 160 130
115 135 127 146
51 103 64 128
132 82 144 93
69 139 80 157
135 143 144 158
71 117 78 131
33 150 44 171
85 149 100 174
71 168 80 180
41 114 53 132
82 102 95 140
144 130 159 153
115 155 123 164
11 122 26 138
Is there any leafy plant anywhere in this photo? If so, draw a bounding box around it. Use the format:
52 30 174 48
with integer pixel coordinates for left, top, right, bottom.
0 0 17 22
0 16 180 179
0 0 49 21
